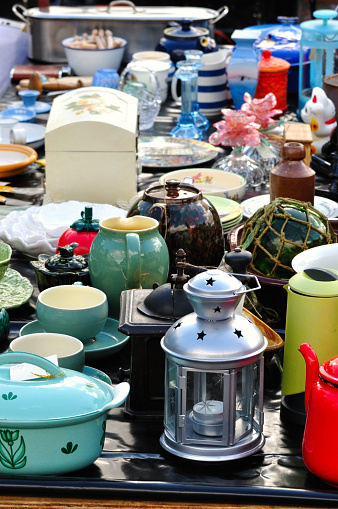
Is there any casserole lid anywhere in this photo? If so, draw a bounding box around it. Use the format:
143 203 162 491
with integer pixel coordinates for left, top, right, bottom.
18 5 221 22
0 352 116 425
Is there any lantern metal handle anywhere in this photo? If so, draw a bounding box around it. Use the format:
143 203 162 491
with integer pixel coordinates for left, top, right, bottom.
232 273 261 295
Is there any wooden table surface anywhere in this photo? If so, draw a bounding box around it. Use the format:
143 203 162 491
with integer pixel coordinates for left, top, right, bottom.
0 498 331 509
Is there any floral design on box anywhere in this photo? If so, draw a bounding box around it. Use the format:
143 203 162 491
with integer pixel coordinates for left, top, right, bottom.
65 93 121 115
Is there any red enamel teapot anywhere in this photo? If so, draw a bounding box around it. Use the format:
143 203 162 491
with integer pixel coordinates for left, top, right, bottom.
299 342 338 485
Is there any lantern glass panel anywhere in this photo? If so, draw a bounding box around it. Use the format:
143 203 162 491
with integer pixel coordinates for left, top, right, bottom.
185 369 225 444
234 364 255 442
164 358 178 439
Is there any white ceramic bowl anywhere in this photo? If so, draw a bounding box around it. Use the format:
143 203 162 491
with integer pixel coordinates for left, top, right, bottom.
61 36 127 76
159 168 246 201
292 243 338 273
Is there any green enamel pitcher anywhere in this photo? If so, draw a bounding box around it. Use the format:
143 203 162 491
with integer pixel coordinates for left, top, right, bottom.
88 216 169 319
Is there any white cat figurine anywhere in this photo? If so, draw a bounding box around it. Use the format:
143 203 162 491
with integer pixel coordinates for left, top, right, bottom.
301 87 337 155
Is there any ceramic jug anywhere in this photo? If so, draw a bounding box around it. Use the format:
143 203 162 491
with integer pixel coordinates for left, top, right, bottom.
282 268 338 398
88 216 170 319
127 180 225 275
300 342 338 485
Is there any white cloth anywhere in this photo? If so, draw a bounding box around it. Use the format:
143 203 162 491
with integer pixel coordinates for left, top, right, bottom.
0 20 29 97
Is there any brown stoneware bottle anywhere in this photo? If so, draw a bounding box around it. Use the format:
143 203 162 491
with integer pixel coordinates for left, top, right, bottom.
269 142 315 205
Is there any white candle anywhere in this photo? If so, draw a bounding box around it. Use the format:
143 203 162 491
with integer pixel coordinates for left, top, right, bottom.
193 400 223 425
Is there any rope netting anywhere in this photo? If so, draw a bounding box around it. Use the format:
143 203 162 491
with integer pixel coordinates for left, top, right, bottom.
240 197 337 279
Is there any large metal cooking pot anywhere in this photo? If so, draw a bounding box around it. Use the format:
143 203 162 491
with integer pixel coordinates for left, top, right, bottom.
13 2 228 64
0 351 129 475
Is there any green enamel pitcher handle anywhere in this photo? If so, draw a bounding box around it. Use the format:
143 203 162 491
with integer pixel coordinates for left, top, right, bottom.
0 352 64 377
125 232 141 289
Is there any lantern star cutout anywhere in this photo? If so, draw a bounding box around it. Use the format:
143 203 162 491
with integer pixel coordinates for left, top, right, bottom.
174 322 182 330
197 331 206 341
234 329 243 338
206 277 216 286
213 306 221 313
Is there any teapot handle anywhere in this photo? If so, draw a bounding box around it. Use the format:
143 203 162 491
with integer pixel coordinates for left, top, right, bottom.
125 233 141 289
0 352 64 378
148 204 167 237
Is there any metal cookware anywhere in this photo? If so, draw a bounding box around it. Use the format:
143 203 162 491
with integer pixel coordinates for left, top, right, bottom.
13 2 228 64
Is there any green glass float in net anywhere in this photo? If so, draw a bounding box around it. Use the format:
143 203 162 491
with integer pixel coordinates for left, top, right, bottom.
240 197 337 280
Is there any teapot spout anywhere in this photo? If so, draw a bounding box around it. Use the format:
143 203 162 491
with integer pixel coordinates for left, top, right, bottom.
299 343 319 413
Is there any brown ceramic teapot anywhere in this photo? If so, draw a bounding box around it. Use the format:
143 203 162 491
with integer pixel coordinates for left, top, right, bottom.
127 180 225 274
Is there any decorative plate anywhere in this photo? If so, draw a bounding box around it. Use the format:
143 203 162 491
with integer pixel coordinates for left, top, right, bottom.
17 101 51 114
0 107 36 122
0 268 34 309
0 201 126 258
241 194 338 219
20 318 129 361
138 136 220 168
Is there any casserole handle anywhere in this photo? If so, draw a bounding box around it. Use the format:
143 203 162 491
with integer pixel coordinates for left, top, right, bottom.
107 1 138 13
209 5 229 25
12 4 29 23
101 381 130 410
0 352 64 377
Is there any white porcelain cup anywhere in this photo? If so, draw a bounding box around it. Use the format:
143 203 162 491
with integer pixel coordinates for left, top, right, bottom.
197 48 232 116
132 50 171 63
10 333 85 372
130 59 172 103
0 118 18 143
10 127 26 145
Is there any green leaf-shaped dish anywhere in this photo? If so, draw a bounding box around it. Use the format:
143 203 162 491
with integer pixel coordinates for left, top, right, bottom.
0 268 33 309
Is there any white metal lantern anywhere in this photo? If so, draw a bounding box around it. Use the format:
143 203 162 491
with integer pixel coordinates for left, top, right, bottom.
160 269 267 461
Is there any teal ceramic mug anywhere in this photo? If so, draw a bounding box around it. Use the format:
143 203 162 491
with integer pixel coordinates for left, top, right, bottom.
36 285 108 344
9 333 85 372
88 216 169 319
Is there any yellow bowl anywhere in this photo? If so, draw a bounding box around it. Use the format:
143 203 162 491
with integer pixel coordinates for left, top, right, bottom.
159 168 246 201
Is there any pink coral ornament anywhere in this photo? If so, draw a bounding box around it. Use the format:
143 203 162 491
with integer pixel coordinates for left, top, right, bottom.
209 109 261 147
241 92 282 129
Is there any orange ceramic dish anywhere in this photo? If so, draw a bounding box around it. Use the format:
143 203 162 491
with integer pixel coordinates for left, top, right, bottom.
0 144 38 178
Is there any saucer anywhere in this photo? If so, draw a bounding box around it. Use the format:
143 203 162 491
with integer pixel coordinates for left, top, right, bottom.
0 108 35 122
18 101 51 114
0 268 34 309
82 365 112 385
19 318 130 361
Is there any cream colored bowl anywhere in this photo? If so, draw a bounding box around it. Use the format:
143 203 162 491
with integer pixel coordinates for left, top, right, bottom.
159 168 246 201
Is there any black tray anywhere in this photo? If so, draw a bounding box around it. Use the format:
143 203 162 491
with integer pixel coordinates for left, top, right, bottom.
0 322 337 505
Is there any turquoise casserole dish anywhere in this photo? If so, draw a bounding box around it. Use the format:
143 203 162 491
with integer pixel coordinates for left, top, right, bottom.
0 351 129 475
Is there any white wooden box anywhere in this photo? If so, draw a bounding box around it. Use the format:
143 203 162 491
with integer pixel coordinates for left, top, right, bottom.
44 87 138 206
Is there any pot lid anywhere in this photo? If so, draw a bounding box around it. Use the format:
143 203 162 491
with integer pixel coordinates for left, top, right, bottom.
23 5 221 21
163 20 210 40
300 9 338 36
184 269 244 298
44 243 88 272
320 355 338 385
259 50 290 72
145 179 201 202
288 268 338 297
0 352 116 426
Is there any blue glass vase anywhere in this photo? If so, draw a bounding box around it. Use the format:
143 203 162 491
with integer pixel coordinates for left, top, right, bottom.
170 61 202 140
184 50 209 131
